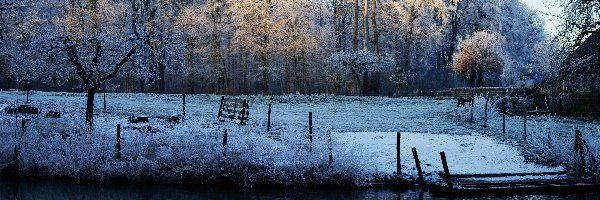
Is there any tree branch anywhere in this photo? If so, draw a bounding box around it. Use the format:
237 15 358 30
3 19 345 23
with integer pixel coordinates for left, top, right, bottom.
98 45 136 84
63 38 91 84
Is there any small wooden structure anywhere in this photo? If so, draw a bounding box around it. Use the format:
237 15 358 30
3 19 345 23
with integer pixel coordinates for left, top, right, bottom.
46 110 61 118
128 115 149 123
429 171 600 197
217 96 250 125
5 104 40 114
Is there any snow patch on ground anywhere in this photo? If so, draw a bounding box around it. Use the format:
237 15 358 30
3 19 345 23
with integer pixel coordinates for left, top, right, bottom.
335 132 563 180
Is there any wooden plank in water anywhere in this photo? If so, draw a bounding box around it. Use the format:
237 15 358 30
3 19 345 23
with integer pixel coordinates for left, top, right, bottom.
430 180 600 197
447 171 566 178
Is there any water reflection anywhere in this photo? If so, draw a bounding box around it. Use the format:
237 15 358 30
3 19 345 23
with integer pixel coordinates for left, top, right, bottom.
1 177 599 200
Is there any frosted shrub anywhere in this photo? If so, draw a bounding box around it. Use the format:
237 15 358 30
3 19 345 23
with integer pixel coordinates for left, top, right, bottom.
0 111 368 187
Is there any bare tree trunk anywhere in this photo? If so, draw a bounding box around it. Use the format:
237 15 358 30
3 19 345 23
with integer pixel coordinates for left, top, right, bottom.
372 0 379 58
158 38 166 93
262 0 271 94
186 36 195 93
85 87 97 126
363 0 369 52
371 0 380 95
352 0 358 50
333 0 341 51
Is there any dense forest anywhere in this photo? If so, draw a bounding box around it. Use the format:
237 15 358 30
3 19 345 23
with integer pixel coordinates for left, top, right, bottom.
0 0 597 96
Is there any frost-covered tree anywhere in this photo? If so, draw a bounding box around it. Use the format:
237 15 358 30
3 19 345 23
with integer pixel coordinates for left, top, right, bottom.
203 0 230 94
271 0 332 94
381 0 448 91
452 31 505 87
0 0 47 90
174 5 204 93
327 50 392 95
128 0 177 93
0 0 556 95
54 0 140 126
551 0 599 95
228 0 274 94
498 0 547 87
557 0 600 49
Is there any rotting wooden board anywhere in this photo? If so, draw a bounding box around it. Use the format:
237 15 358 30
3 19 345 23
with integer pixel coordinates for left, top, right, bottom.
429 171 600 197
429 180 600 197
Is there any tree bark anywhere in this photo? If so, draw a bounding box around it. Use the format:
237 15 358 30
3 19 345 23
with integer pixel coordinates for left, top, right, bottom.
261 0 271 94
352 0 358 50
333 0 341 51
85 87 97 126
477 70 484 87
469 69 476 87
186 36 195 93
372 0 379 58
363 0 369 52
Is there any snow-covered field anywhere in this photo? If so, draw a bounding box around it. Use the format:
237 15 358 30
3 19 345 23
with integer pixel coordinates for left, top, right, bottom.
336 132 562 179
1 91 596 187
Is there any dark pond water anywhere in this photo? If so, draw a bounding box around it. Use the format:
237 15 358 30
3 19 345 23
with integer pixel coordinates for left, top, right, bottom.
1 176 599 200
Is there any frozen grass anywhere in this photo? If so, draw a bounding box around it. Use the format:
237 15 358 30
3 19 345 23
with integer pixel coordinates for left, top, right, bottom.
0 91 587 187
457 96 600 177
1 117 369 187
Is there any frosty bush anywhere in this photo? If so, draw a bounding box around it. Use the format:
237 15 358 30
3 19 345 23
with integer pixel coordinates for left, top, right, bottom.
0 109 368 188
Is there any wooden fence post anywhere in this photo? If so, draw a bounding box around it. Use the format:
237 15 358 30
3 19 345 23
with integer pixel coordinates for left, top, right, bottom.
502 104 506 134
440 151 452 188
547 128 552 149
309 112 313 153
470 98 474 123
223 129 228 157
182 94 186 121
240 99 247 125
218 96 225 119
267 104 272 132
574 130 586 174
116 124 121 160
412 147 425 187
103 89 107 112
484 97 489 127
328 130 333 166
397 132 401 176
523 111 527 143
223 128 228 148
21 119 25 137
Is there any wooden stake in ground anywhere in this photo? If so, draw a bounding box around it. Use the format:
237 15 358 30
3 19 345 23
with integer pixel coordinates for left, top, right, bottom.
21 119 25 137
218 96 225 119
440 151 452 188
267 104 272 132
397 132 401 176
328 130 333 166
502 104 506 133
223 129 228 157
240 99 247 125
574 130 587 174
103 89 107 112
523 111 527 143
412 147 425 187
309 112 313 152
182 94 186 122
116 124 121 160
484 97 489 127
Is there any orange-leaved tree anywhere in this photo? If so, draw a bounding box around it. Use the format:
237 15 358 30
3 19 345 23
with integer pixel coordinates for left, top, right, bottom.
453 31 505 87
